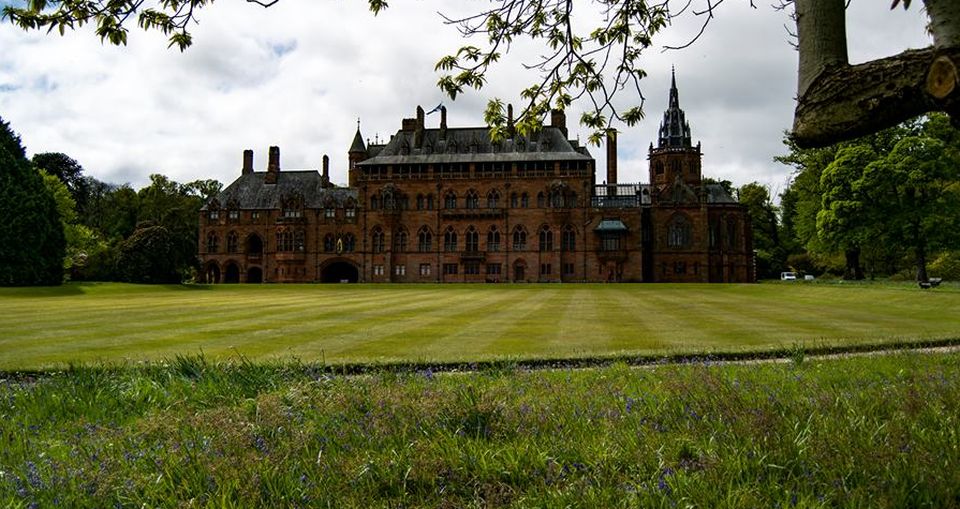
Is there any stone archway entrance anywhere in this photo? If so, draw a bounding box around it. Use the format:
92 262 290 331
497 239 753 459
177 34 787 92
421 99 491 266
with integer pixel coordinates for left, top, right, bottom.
224 262 241 284
320 260 359 283
204 262 220 284
513 260 526 282
247 266 263 283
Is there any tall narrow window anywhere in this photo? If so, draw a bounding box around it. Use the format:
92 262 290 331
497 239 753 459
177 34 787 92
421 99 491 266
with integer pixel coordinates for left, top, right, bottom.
487 189 500 208
510 192 518 208
444 191 457 209
226 231 239 253
416 194 425 210
561 225 576 251
418 227 433 252
465 226 479 252
443 226 458 252
343 233 356 253
465 190 479 209
371 227 385 253
206 232 219 253
487 226 501 252
521 193 529 208
668 214 692 249
539 225 553 252
394 228 408 252
513 225 527 250
294 230 305 252
537 192 545 208
323 234 335 252
426 194 435 210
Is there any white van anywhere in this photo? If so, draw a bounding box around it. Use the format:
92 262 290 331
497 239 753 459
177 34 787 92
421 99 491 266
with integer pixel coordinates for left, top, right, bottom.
780 271 798 281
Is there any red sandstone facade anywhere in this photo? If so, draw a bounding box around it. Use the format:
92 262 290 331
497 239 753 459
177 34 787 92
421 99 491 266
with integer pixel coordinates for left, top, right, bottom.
199 77 754 284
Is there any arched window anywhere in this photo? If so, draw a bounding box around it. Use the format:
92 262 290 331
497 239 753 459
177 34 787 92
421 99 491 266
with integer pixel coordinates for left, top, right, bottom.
394 228 408 252
513 225 527 250
487 226 501 252
443 226 458 252
416 194 425 210
561 225 576 251
371 227 385 253
343 233 356 253
418 227 433 252
539 225 553 252
226 231 239 253
521 193 529 208
444 191 457 209
426 194 435 210
465 226 479 252
206 232 219 253
537 192 545 208
566 192 578 208
465 190 479 209
668 214 692 249
725 218 738 249
370 195 380 210
323 233 335 253
487 189 500 208
246 234 263 255
551 190 563 208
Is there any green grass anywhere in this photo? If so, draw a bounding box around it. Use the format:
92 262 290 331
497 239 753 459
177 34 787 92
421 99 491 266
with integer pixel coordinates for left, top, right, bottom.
2 352 959 507
2 282 960 369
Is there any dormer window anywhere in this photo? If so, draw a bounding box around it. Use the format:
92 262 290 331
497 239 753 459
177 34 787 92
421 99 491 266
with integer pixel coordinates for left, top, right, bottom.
229 210 240 220
208 210 220 220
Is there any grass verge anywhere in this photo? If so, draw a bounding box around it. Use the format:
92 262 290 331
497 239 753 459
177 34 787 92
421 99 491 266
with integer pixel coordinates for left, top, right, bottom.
1 351 959 507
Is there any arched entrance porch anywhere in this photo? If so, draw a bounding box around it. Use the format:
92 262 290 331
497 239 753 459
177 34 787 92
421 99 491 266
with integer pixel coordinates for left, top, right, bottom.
247 266 263 283
320 259 359 283
224 261 241 283
203 262 221 284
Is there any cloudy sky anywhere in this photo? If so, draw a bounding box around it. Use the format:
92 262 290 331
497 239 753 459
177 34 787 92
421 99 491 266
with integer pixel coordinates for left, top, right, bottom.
0 1 932 198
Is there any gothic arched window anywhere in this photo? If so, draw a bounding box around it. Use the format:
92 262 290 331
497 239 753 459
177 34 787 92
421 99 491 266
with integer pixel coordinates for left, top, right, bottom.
444 191 457 209
443 226 458 252
418 226 433 252
487 226 501 252
487 189 501 208
561 225 576 251
371 227 385 253
465 226 479 252
539 225 553 252
206 232 219 253
226 231 239 253
513 225 527 250
465 190 479 209
668 214 692 249
394 228 408 252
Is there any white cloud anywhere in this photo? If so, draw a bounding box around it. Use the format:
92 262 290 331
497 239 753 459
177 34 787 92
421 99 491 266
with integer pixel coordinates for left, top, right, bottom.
0 0 933 195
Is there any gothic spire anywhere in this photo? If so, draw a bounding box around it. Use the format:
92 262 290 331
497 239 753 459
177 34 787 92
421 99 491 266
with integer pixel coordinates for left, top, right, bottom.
658 67 692 149
349 119 366 153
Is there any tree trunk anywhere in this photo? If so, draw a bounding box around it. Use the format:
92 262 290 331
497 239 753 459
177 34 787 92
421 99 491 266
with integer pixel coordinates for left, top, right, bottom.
913 222 929 282
844 246 864 281
792 0 960 148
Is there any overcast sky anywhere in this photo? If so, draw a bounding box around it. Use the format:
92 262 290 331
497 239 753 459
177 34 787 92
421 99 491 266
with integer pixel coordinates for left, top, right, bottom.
0 1 932 198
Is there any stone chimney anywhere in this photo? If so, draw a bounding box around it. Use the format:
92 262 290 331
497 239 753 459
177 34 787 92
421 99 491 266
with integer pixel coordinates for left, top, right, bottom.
242 149 253 175
507 104 515 138
322 154 330 187
551 109 567 137
439 105 448 140
606 131 617 188
265 145 280 184
415 105 425 148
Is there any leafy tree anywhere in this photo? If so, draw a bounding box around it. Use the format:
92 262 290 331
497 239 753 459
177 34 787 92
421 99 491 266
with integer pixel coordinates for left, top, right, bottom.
40 169 106 277
861 134 960 281
115 225 182 284
0 117 65 285
815 145 878 280
737 182 783 278
32 152 90 215
5 1 958 145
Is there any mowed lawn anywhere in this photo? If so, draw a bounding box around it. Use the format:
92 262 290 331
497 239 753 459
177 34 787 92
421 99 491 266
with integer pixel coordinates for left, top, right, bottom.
2 282 959 369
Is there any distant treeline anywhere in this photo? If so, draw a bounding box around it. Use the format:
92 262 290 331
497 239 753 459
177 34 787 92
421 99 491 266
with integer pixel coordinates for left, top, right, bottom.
1 115 221 285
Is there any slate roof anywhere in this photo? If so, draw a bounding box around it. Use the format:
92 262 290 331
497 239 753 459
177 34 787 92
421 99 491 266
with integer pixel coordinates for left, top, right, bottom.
704 183 738 204
201 170 357 210
357 126 592 166
594 219 629 232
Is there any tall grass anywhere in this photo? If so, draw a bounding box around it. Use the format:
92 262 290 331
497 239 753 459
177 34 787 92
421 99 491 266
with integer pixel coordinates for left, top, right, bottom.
1 352 959 507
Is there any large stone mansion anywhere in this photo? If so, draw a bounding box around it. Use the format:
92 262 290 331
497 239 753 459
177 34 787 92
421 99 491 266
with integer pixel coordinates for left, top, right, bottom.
198 75 755 283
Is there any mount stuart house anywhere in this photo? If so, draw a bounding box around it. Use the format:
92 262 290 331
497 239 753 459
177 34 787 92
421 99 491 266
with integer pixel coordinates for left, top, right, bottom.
199 76 755 284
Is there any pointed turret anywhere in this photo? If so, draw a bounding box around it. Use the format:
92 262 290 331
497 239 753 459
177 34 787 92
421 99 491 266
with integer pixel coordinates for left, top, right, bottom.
348 119 368 187
658 67 693 149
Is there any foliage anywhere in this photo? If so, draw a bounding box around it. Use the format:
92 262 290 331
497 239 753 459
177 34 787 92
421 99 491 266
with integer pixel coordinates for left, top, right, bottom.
0 117 65 286
116 225 183 283
32 152 89 215
2 282 960 369
1 352 960 506
40 169 106 276
930 251 960 280
738 182 783 278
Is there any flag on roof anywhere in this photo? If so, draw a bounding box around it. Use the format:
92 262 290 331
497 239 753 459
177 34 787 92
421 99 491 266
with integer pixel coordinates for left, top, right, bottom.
426 103 444 115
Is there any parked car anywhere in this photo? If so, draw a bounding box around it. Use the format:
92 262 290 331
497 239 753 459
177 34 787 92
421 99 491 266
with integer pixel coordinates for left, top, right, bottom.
781 272 798 281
